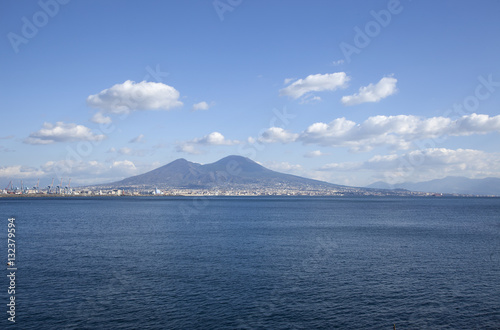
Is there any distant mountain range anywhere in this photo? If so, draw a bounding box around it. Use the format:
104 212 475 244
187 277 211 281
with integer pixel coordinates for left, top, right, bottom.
88 155 499 196
101 155 347 190
367 176 500 196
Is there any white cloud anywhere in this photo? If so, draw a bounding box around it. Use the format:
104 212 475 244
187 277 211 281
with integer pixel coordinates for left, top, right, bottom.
129 134 145 143
300 95 322 104
265 161 303 173
300 113 500 152
90 112 112 124
279 72 350 99
249 113 500 152
192 101 211 111
0 165 45 179
319 148 500 184
332 59 345 66
0 159 143 187
192 132 239 146
304 150 325 158
87 80 183 114
341 76 398 106
451 113 500 135
177 132 240 154
176 144 202 155
257 127 299 144
24 122 106 145
39 159 141 185
0 158 175 188
284 77 296 85
319 161 362 171
111 160 137 173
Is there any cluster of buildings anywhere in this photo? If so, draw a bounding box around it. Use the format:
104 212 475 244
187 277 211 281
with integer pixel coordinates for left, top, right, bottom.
0 183 449 197
2 179 73 196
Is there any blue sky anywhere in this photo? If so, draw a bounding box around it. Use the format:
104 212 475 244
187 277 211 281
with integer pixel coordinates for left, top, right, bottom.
1 0 500 188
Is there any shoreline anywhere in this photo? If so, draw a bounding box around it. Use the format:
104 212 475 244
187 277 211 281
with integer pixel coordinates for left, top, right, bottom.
1 193 498 198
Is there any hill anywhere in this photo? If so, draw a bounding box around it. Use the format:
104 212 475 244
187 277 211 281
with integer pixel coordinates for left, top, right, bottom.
367 176 500 196
101 155 345 190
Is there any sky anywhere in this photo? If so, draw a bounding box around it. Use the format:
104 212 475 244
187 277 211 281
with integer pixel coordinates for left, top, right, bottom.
1 0 500 188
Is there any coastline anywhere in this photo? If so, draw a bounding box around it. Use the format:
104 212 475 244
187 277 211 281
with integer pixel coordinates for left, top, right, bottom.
1 193 497 198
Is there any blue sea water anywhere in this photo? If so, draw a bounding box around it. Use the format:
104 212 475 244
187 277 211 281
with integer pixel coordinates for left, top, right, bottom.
1 196 499 329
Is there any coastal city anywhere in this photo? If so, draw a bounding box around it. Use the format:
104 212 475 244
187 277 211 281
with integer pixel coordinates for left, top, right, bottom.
0 180 461 197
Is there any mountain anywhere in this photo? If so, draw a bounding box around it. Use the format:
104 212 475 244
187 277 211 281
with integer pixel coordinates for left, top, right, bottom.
102 155 346 190
367 176 500 196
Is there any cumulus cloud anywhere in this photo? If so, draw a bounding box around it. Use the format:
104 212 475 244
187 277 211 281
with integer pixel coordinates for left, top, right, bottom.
87 80 183 114
452 113 500 135
368 148 500 173
280 72 350 99
129 134 145 143
191 132 239 146
252 113 500 152
300 113 500 152
177 132 240 154
0 165 45 179
0 159 144 187
341 76 398 106
257 127 299 144
192 101 211 111
24 122 106 145
319 148 500 184
111 160 137 173
90 112 112 124
39 159 140 185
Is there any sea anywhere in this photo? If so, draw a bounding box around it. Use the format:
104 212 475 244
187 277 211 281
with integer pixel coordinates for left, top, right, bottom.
1 196 499 329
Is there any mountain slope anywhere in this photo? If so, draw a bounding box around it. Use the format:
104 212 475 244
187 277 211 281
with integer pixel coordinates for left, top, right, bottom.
367 176 500 196
105 155 344 189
